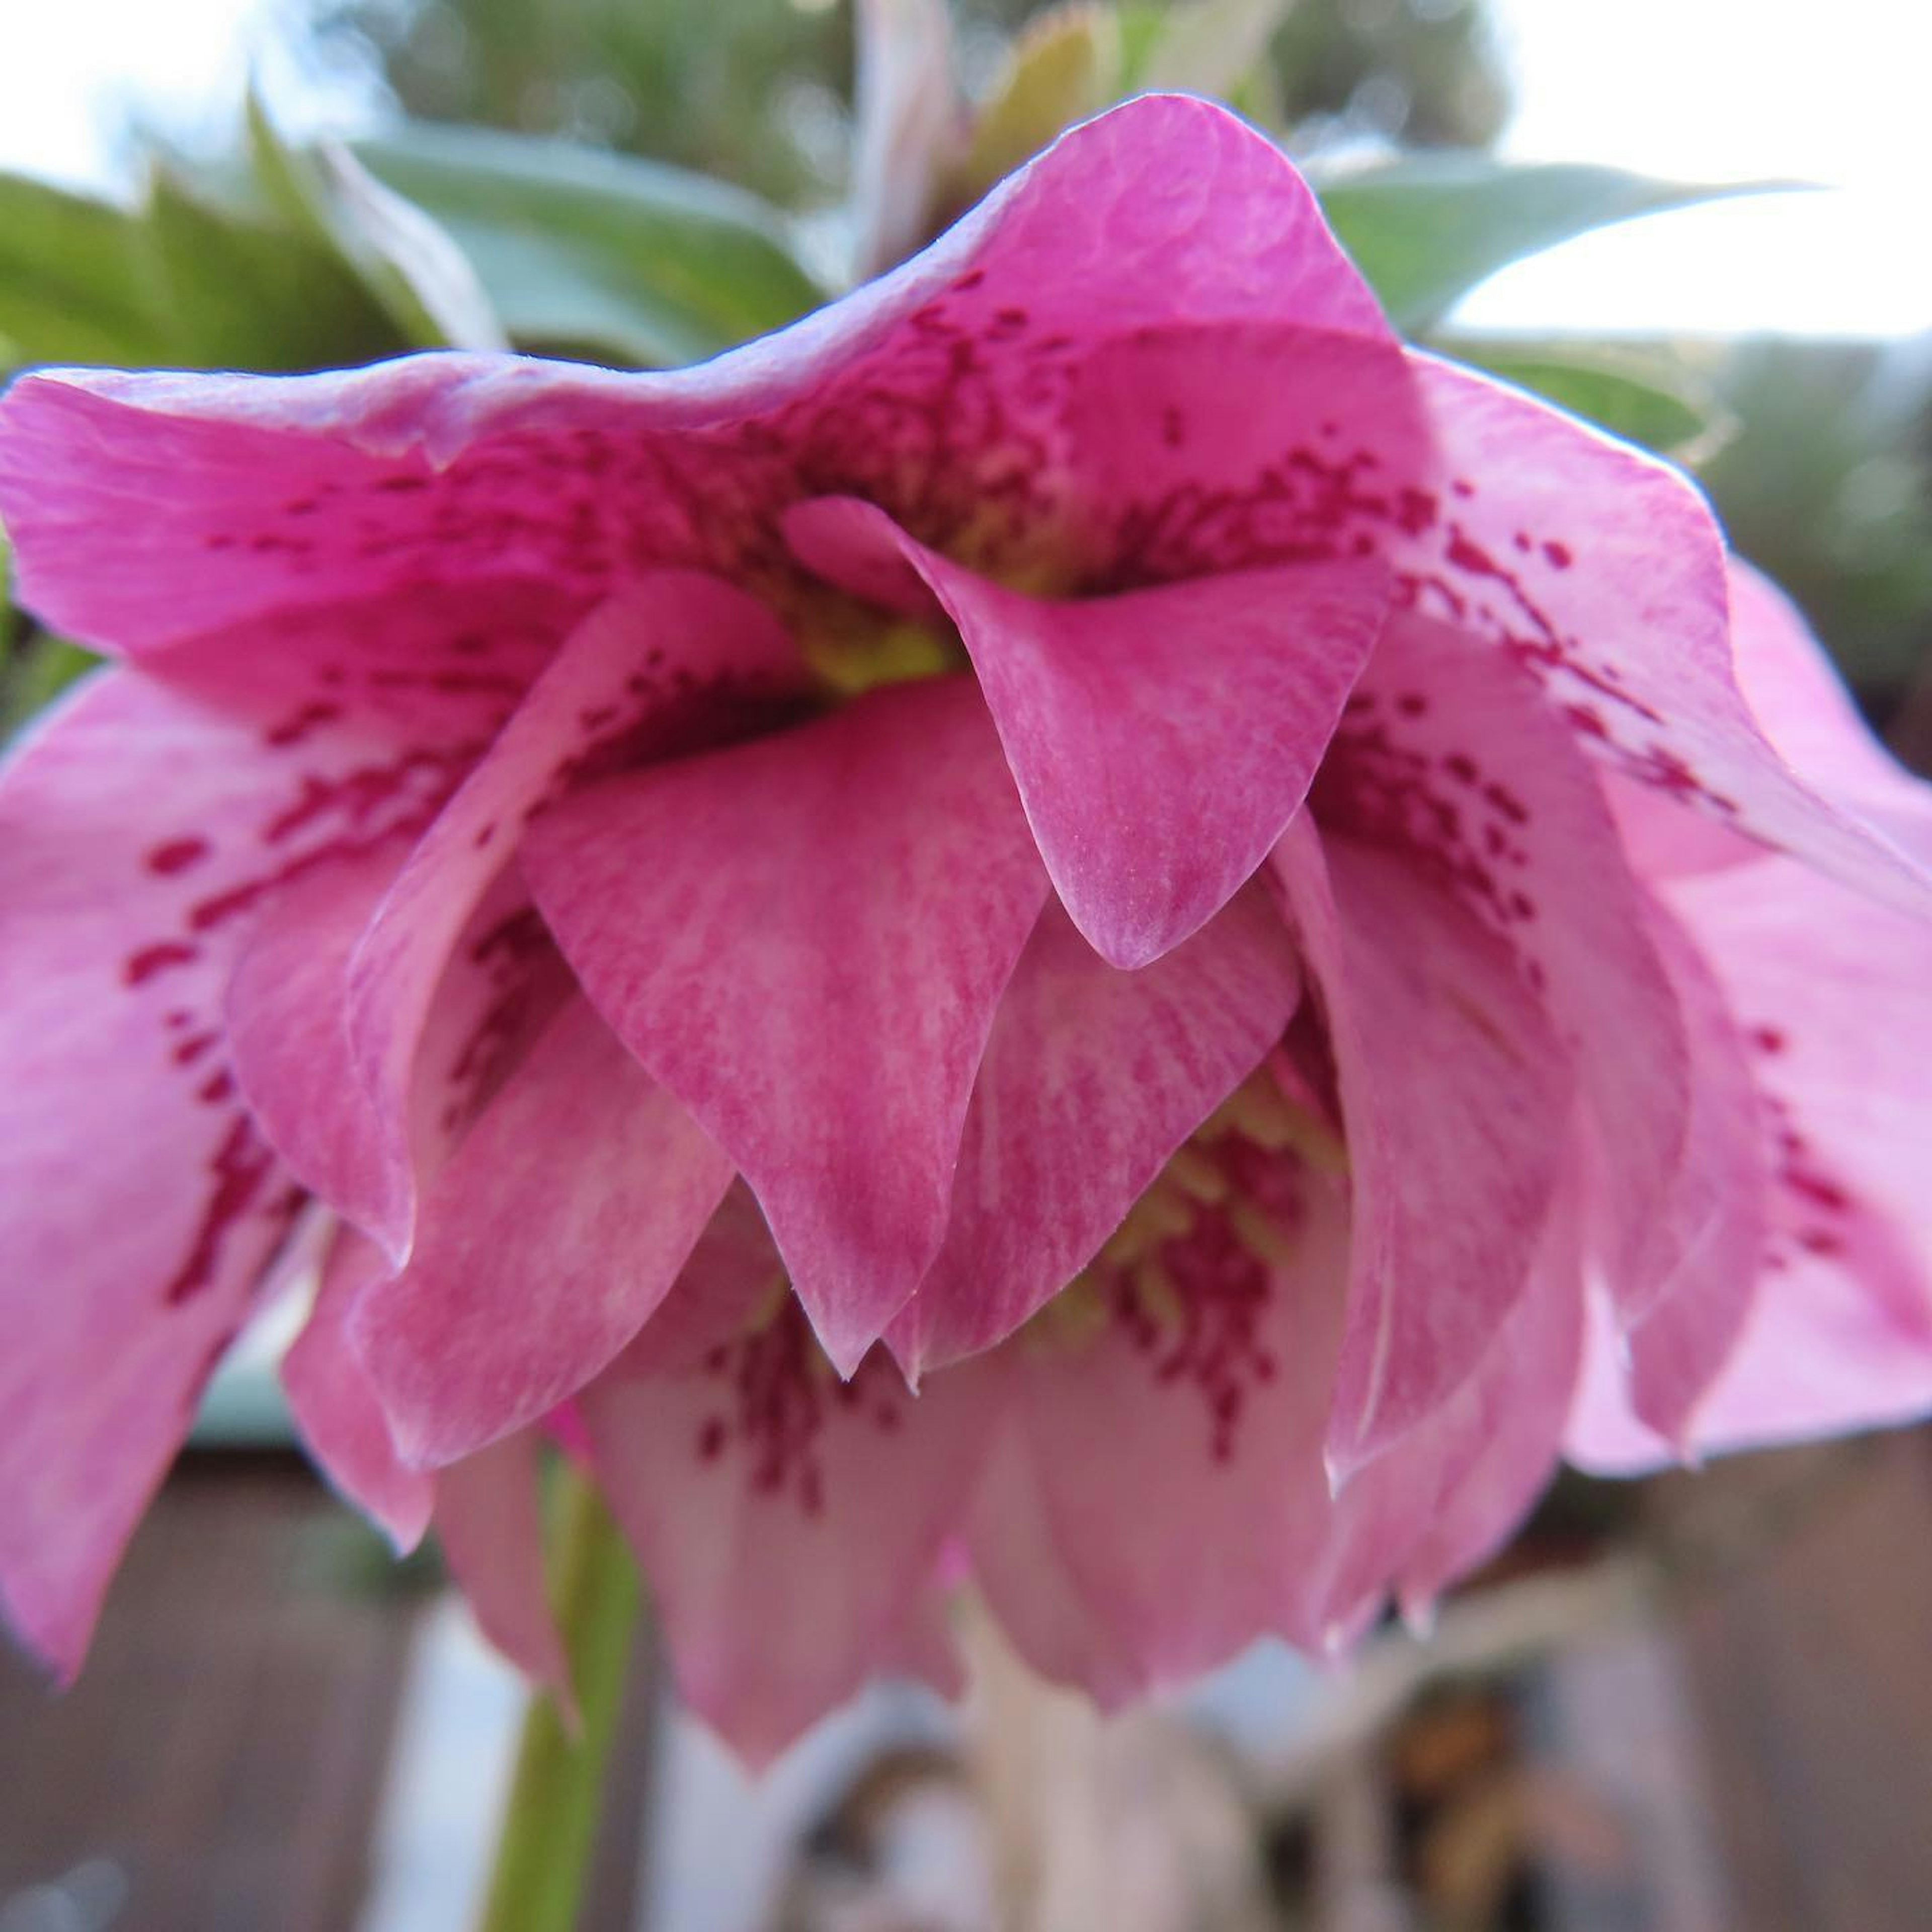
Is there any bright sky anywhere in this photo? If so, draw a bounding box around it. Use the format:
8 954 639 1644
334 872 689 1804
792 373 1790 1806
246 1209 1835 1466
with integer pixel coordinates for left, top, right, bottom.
1 0 1928 337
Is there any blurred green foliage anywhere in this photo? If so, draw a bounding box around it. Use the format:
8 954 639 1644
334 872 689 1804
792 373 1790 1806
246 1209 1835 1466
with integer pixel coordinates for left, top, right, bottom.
305 0 1508 208
1701 339 1932 709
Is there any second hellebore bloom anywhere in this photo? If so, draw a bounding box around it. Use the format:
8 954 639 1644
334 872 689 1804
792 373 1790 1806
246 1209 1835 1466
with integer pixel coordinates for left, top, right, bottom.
4 97 1932 1758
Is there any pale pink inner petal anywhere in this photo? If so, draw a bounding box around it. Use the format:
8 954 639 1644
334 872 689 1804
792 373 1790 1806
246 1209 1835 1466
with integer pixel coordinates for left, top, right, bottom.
580 1306 997 1763
1613 896 1767 1445
521 675 1051 1372
973 1156 1353 1693
891 887 1301 1373
1318 1174 1584 1632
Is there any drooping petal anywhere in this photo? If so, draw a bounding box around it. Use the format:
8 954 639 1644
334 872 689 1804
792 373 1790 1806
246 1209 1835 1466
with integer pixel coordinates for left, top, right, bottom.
342 574 805 1253
786 495 1392 966
891 887 1301 1372
0 580 558 1670
1313 610 1691 1321
1386 358 1932 915
352 997 735 1466
970 1155 1353 1694
1571 853 1932 1467
434 1433 569 1696
1271 822 1571 1477
280 1226 436 1551
522 675 1050 1371
579 1305 998 1764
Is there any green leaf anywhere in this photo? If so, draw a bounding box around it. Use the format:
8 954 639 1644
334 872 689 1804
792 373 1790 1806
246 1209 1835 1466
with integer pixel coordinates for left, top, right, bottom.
1315 156 1782 333
138 169 407 370
354 123 828 367
0 173 171 364
248 93 505 351
1442 338 1718 456
0 163 410 373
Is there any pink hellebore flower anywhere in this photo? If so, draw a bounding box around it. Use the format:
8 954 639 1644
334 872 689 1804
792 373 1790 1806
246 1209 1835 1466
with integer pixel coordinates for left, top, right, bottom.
4 97 1931 1760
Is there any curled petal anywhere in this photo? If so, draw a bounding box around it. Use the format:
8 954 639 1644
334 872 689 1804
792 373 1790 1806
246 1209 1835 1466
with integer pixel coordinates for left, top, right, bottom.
787 494 1391 967
1395 358 1932 916
1318 1177 1584 1633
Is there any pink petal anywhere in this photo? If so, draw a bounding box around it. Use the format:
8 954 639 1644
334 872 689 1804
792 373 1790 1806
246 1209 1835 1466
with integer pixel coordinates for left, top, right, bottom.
892 887 1301 1372
435 1433 569 1696
1318 1178 1584 1632
1271 822 1570 1477
343 574 806 1250
352 997 734 1466
1573 853 1932 1466
0 100 1385 656
521 676 1050 1371
1059 321 1431 590
613 1181 793 1377
786 496 1392 967
1613 897 1767 1445
0 672 323 1672
0 585 550 1670
281 1226 436 1550
970 1160 1354 1693
1390 357 1932 915
1724 557 1932 865
226 841 415 1240
961 1426 1144 1711
1316 611 1691 1321
579 1307 997 1763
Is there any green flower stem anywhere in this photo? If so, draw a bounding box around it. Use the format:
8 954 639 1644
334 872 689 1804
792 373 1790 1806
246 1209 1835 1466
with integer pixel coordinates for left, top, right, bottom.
476 1467 639 1932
